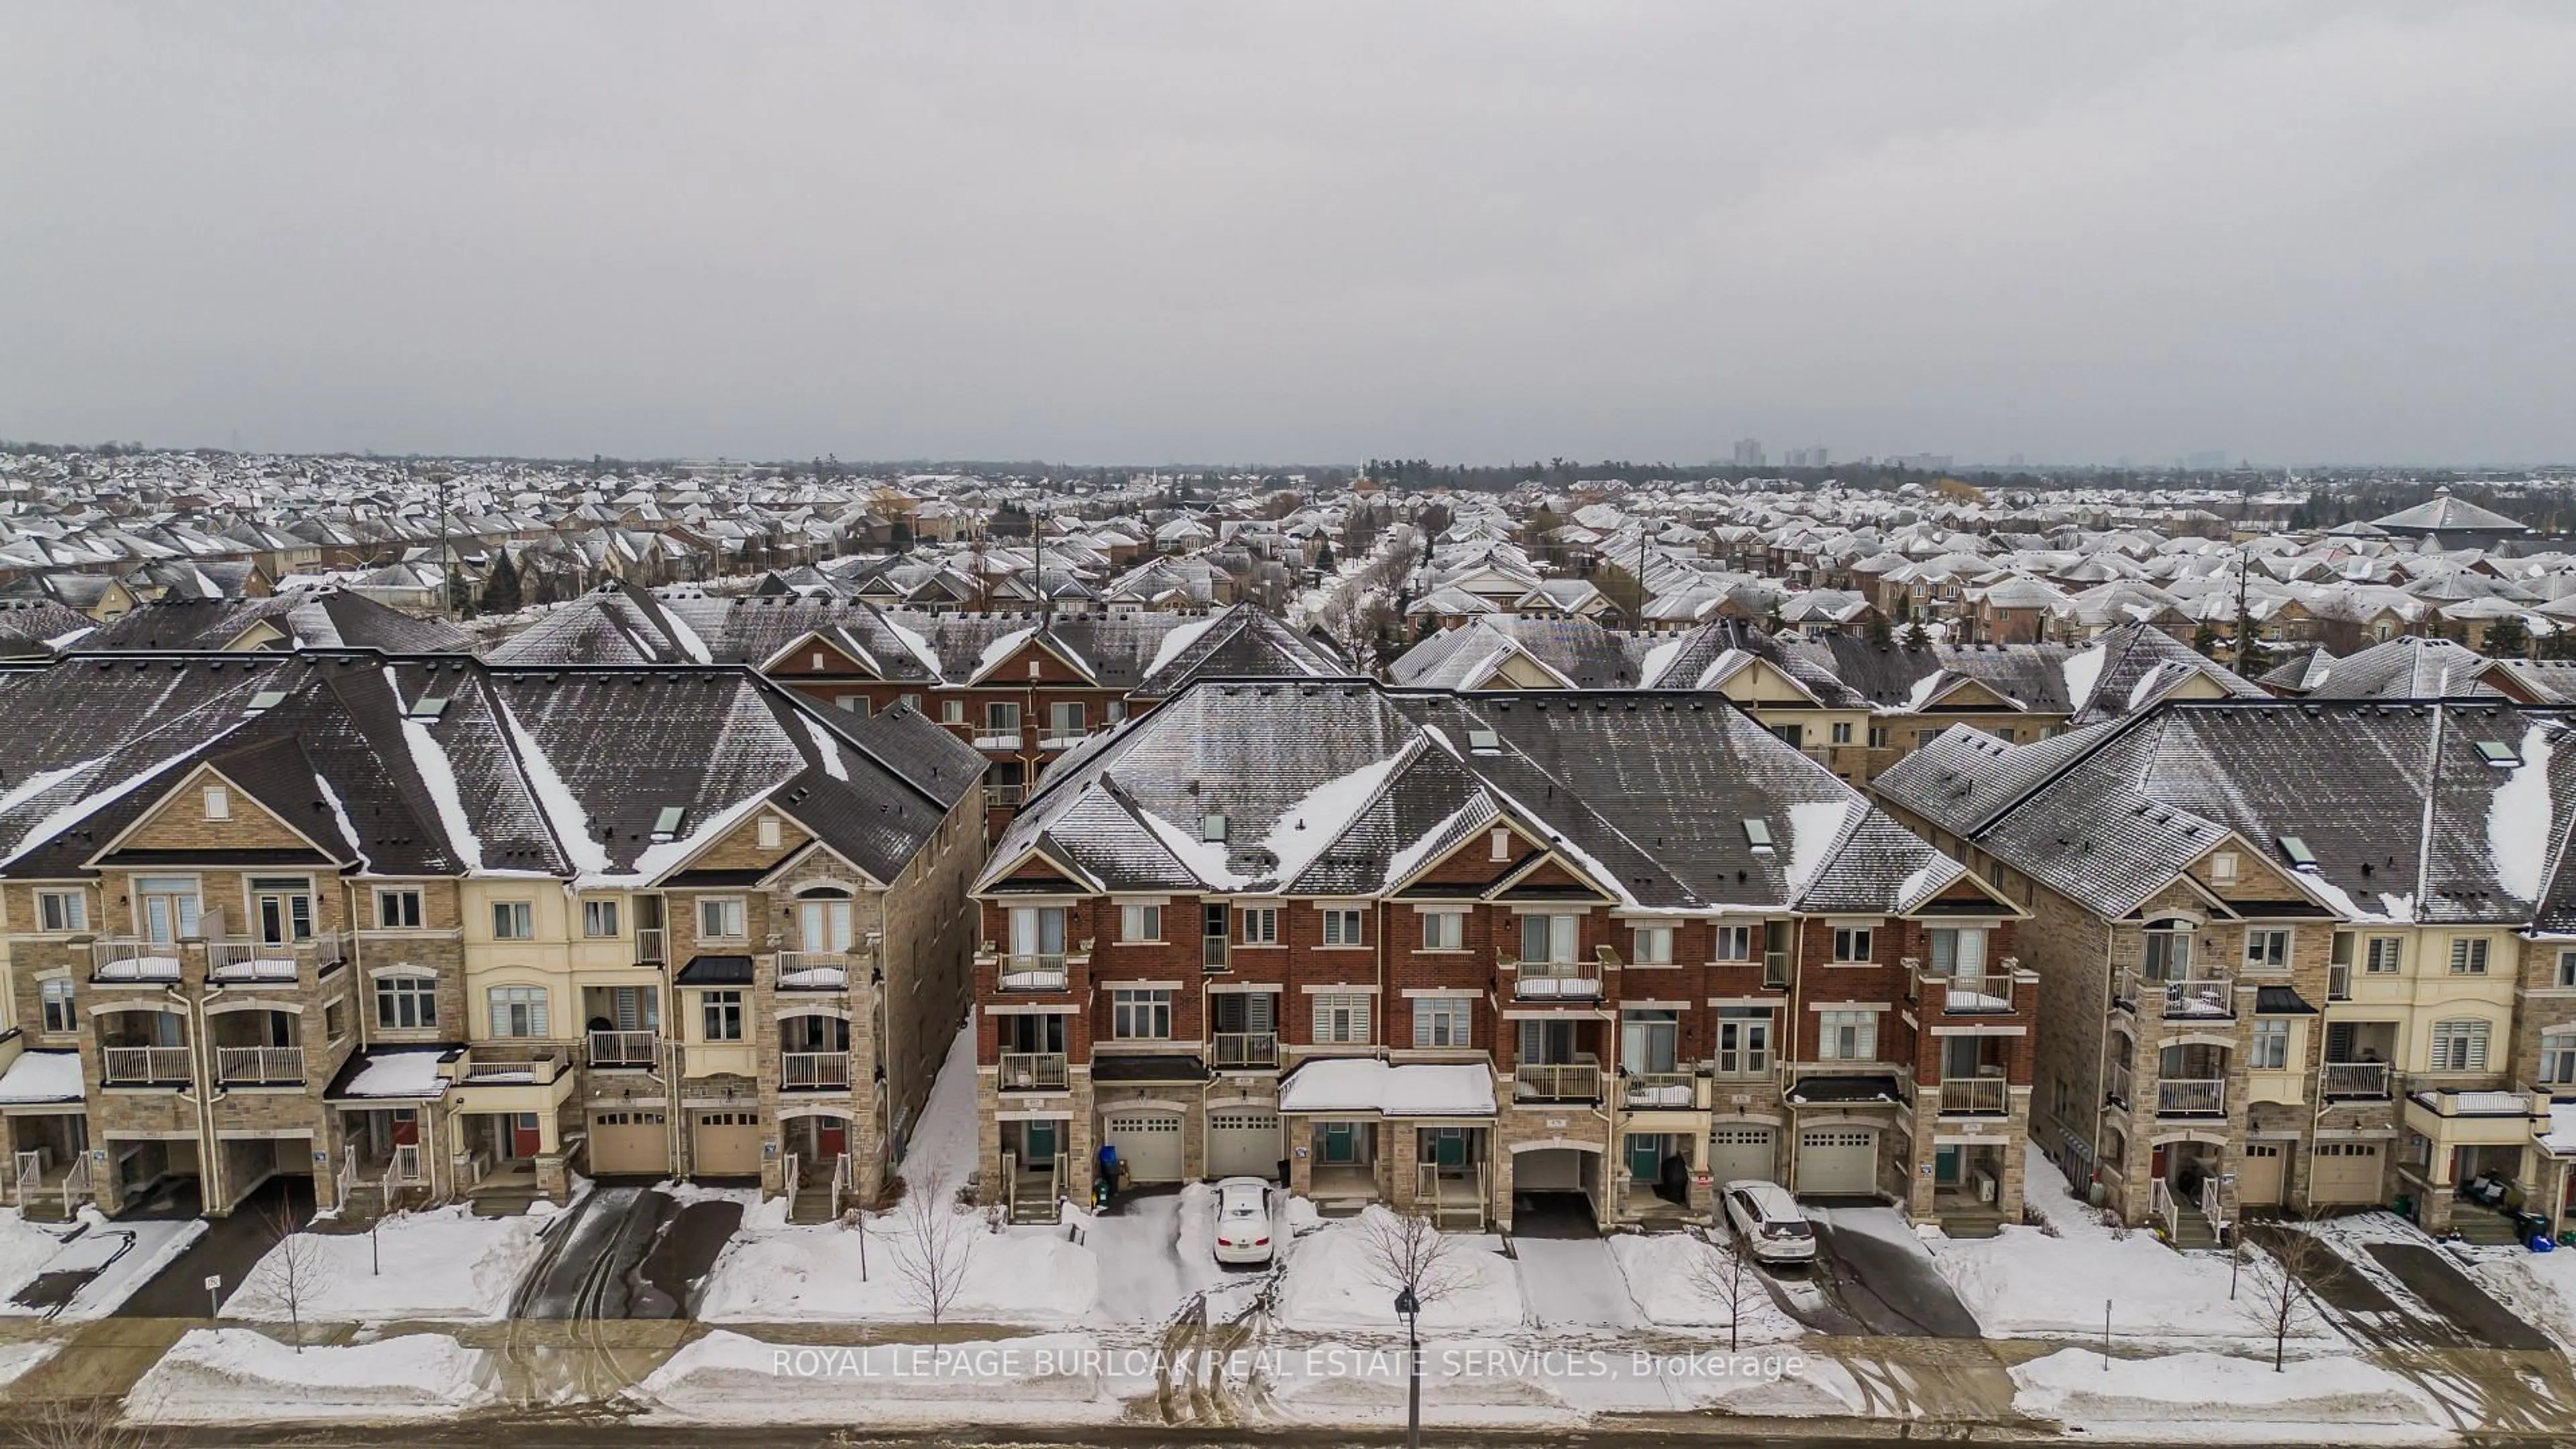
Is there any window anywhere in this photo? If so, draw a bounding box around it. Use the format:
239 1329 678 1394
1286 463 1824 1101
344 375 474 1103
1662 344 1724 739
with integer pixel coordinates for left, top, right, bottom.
700 989 745 1042
1770 723 1804 749
1120 904 1162 943
940 699 965 725
1489 828 1511 861
2243 929 2290 971
136 875 201 943
1714 1008 1772 1075
2428 1018 2490 1073
698 897 747 941
1631 926 1674 964
203 785 229 820
1412 998 1471 1048
2210 851 2238 885
1010 905 1067 961
582 899 620 938
2366 936 2404 973
2540 1032 2576 1085
2251 1018 2290 1070
375 888 423 929
1819 1010 1877 1061
1314 993 1371 1044
375 975 438 1030
325 1000 347 1041
757 816 782 850
1869 726 1890 749
1048 702 1086 738
248 877 315 944
2560 950 2576 989
491 902 534 940
835 695 869 715
983 701 1020 735
35 890 85 932
1831 926 1874 963
1322 908 1364 946
2449 938 2489 975
1239 906 1279 945
1927 927 1986 977
1111 989 1172 1040
1519 913 1577 963
38 979 74 1034
1830 721 1854 745
488 985 548 1038
1714 924 1754 962
1421 912 1464 950
1916 728 1943 747
2143 920 2192 980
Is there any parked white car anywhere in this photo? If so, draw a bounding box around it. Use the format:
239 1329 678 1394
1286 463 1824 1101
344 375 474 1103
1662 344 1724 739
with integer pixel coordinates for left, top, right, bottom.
1721 1179 1817 1263
1213 1177 1275 1265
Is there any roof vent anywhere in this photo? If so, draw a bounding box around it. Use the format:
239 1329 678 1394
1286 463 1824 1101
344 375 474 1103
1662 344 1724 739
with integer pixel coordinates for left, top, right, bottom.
1743 818 1776 855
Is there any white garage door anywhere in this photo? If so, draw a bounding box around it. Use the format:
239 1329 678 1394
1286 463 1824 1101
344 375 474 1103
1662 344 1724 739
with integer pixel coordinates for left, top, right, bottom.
1709 1126 1777 1186
1515 1147 1587 1193
1796 1128 1878 1197
1104 1112 1185 1184
693 1112 763 1177
2309 1141 2384 1205
588 1111 670 1175
2237 1141 2286 1208
1206 1111 1279 1181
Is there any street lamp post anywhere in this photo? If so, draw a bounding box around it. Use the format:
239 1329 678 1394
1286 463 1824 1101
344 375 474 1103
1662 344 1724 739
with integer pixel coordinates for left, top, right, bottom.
1394 1285 1421 1449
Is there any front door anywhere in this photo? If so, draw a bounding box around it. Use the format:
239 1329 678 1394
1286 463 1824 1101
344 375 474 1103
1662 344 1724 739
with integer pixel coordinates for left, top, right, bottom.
1322 1122 1358 1165
509 1112 543 1159
819 1118 848 1158
1024 1120 1058 1165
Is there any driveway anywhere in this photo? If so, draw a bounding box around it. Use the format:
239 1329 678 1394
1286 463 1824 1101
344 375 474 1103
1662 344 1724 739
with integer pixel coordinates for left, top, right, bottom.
113 1175 311 1318
2251 1214 2553 1352
515 1179 747 1320
1783 1202 1982 1338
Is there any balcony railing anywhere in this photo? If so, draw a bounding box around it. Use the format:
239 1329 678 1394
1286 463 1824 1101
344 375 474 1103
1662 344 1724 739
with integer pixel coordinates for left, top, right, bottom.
1936 974 2016 1014
2156 1078 2226 1117
1210 1032 1278 1069
1511 960 1602 1001
1938 1076 2010 1116
2107 1061 2134 1108
1202 938 1229 973
636 927 667 964
588 1030 659 1068
2320 1061 2390 1100
1762 951 1792 990
216 1045 305 1084
993 953 1068 991
782 1051 851 1089
2162 977 2234 1020
777 951 853 989
103 1046 193 1084
1514 1058 1601 1102
983 784 1024 808
1621 1071 1695 1109
91 938 183 982
2327 963 2353 1002
998 1051 1069 1092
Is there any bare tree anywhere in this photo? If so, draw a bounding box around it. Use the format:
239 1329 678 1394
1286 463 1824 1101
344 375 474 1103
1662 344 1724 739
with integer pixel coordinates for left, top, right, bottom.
227 1197 339 1352
12 1398 159 1449
1685 1230 1762 1351
2241 1230 2334 1371
889 1168 977 1324
1355 1208 1465 1313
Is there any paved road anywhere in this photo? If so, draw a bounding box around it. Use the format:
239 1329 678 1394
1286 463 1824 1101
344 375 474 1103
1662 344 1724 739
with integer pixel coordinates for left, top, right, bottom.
113 1175 311 1318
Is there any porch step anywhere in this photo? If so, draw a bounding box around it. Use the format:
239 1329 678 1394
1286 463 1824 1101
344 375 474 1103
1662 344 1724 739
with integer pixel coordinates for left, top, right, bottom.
2447 1209 2527 1246
788 1189 838 1224
2166 1214 2222 1251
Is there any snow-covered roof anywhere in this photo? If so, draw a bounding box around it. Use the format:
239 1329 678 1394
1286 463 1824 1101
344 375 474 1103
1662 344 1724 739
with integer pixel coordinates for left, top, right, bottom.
1276 1057 1496 1117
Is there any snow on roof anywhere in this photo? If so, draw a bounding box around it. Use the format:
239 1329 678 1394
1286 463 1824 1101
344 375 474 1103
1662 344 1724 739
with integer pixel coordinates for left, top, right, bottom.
2487 722 2555 902
1784 798 1860 898
0 1050 85 1104
496 699 605 876
885 617 943 676
2060 643 2106 708
1 729 241 869
973 626 1036 681
390 675 483 872
1277 1058 1495 1117
1638 635 1687 688
657 603 714 663
336 1049 452 1099
620 790 772 886
2545 1102 2576 1155
1262 751 1407 888
802 716 850 782
1143 614 1224 680
313 771 369 871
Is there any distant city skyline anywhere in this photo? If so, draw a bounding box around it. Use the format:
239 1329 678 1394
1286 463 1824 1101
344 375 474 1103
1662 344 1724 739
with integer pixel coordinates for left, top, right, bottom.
3 3 2571 466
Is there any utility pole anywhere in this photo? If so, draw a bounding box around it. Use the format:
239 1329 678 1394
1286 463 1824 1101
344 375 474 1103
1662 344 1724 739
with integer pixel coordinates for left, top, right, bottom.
2233 542 2255 672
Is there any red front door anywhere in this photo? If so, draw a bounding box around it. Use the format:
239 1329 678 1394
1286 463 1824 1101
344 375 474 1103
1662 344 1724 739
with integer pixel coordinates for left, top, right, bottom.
511 1113 542 1159
820 1120 848 1158
391 1110 419 1147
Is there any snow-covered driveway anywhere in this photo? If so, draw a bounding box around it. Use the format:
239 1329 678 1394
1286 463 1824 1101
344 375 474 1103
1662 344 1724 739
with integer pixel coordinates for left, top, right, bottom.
1088 1191 1192 1324
1511 1234 1638 1330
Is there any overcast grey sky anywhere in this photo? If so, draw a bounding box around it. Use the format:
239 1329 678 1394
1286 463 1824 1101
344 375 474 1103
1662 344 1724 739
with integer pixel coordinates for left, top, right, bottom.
3 3 2571 466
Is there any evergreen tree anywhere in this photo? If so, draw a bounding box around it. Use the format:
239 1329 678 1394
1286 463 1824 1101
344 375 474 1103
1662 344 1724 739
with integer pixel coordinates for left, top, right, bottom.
1901 619 1932 651
480 548 523 614
2483 616 2530 659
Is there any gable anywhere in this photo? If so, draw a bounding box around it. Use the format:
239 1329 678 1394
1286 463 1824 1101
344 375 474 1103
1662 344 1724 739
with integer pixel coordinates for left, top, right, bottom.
1921 677 2019 712
2163 672 2232 703
223 619 290 651
763 632 879 680
1403 820 1538 891
669 802 815 876
1711 656 1820 706
1477 652 1570 690
973 631 1097 686
94 763 337 864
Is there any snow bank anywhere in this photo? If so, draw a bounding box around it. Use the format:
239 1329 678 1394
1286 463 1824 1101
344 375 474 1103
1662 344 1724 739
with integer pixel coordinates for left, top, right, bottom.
0 1341 57 1389
126 1329 489 1423
626 1330 1128 1425
0 1210 74 1300
2011 1348 2443 1437
698 1218 1099 1323
2469 1247 2576 1348
224 1207 551 1323
898 1018 977 1189
1277 1209 1524 1332
1605 1233 1800 1340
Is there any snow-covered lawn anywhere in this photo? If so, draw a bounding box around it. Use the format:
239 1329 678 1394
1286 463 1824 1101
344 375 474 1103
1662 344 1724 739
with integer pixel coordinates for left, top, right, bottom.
1264 1334 1861 1424
1928 1144 2323 1344
2010 1348 2445 1440
897 1016 978 1191
1604 1232 1801 1340
1276 1207 1523 1333
2467 1244 2576 1348
625 1329 1132 1426
0 1216 205 1322
223 1205 555 1324
698 1209 1100 1324
0 1209 77 1301
125 1328 490 1424
1514 1234 1639 1329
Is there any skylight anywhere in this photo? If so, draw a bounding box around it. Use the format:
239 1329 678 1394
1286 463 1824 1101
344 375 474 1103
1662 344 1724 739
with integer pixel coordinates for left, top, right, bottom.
408 695 449 720
1466 728 1501 753
1743 818 1775 854
652 805 686 841
244 688 288 713
2277 835 2318 871
1201 814 1228 843
2475 739 2519 767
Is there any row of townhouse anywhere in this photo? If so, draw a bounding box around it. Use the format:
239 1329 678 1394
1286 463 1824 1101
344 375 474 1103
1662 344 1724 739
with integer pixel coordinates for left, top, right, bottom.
0 650 983 1220
965 680 2037 1234
490 586 1348 831
1876 698 2576 1244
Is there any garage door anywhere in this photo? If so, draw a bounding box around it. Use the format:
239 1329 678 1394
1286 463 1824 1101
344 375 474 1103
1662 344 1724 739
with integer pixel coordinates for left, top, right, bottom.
1515 1147 1587 1193
693 1111 763 1177
2309 1141 2384 1205
1103 1112 1185 1184
2237 1141 2286 1208
1709 1125 1777 1186
589 1111 671 1175
1206 1111 1279 1181
1796 1128 1878 1197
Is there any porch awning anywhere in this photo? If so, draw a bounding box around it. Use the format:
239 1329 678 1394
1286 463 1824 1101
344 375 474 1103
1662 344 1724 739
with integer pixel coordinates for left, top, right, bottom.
675 954 755 985
1786 1073 1903 1106
0 1051 83 1105
1278 1058 1495 1118
323 1045 462 1102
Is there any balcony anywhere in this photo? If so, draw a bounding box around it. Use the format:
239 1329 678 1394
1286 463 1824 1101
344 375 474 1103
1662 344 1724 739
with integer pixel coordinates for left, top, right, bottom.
208 932 350 982
1938 1076 2010 1116
782 1051 851 1090
1762 951 1792 991
215 1045 305 1085
1511 960 1602 1002
1931 973 2018 1015
2155 1078 2226 1118
998 1051 1069 1092
91 938 183 983
2321 1061 2390 1100
636 927 667 965
983 784 1024 809
103 1046 193 1085
587 1030 659 1069
994 953 1068 991
2107 1061 2134 1108
2327 963 2352 1002
1210 1032 1278 1070
777 951 853 990
2161 975 2234 1020
1621 1071 1695 1109
1514 1057 1601 1103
